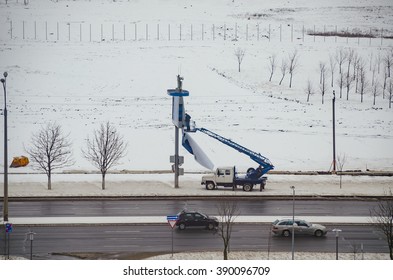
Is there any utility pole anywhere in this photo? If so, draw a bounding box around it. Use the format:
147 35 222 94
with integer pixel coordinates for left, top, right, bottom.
167 75 188 188
1 72 9 222
332 90 336 173
290 185 295 260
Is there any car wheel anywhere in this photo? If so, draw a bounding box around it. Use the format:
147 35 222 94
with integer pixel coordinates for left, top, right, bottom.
178 223 186 230
314 230 323 237
243 184 253 192
283 230 290 237
207 223 215 230
206 182 215 190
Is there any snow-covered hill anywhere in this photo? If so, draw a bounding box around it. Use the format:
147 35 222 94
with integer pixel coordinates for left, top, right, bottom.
0 0 392 174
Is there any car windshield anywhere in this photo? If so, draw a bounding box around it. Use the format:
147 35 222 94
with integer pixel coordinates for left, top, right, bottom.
198 213 207 219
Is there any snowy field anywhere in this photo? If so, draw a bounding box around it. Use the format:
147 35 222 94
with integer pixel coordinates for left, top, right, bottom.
0 0 393 179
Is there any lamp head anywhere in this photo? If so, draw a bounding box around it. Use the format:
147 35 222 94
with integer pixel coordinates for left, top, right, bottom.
3 72 7 78
0 78 5 84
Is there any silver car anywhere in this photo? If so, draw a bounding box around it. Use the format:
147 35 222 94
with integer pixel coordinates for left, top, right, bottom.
272 219 327 237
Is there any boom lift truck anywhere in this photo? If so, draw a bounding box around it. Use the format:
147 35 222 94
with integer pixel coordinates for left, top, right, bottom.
183 119 274 192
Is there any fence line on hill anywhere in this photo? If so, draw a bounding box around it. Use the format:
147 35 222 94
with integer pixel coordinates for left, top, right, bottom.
0 20 391 46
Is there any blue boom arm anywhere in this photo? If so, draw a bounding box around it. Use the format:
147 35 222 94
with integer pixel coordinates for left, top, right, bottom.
196 128 274 176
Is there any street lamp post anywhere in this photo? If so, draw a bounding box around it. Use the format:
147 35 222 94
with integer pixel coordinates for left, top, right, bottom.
332 228 342 260
1 71 8 222
27 229 36 260
290 185 295 260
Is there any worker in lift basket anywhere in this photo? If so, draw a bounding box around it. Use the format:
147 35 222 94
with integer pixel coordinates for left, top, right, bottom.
185 113 191 131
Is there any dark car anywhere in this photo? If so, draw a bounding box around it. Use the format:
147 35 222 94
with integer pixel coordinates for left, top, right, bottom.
176 210 219 230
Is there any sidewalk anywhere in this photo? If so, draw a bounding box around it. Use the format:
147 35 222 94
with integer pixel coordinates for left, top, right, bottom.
2 173 393 198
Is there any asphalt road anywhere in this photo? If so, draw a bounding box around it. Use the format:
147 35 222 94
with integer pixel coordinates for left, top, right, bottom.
0 199 388 259
1 224 388 260
2 199 381 217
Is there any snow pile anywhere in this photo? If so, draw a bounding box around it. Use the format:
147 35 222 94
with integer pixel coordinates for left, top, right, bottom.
147 251 390 260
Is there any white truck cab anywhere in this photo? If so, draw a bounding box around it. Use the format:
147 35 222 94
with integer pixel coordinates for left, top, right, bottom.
201 166 267 192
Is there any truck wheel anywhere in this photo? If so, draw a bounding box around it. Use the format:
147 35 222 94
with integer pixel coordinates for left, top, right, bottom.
243 184 253 192
206 182 215 190
247 167 255 174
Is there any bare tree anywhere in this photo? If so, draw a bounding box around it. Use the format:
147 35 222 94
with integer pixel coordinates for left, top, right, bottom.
371 62 377 86
337 154 346 189
83 122 127 190
372 79 380 106
352 53 359 80
305 79 314 102
216 200 239 260
369 52 373 71
388 78 393 109
319 66 328 104
335 47 347 74
346 48 355 87
345 71 354 100
26 123 73 190
279 59 287 85
384 49 392 78
329 54 337 87
382 67 388 99
353 55 361 92
268 54 277 82
358 62 368 103
318 61 326 84
288 50 299 88
234 48 245 73
354 57 362 94
336 69 345 99
349 242 360 260
369 189 393 260
376 50 382 74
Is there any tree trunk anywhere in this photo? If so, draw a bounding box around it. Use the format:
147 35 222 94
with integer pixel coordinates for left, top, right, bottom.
223 244 228 260
47 171 52 190
340 174 342 189
346 86 349 100
289 74 293 88
279 75 285 85
102 172 106 190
